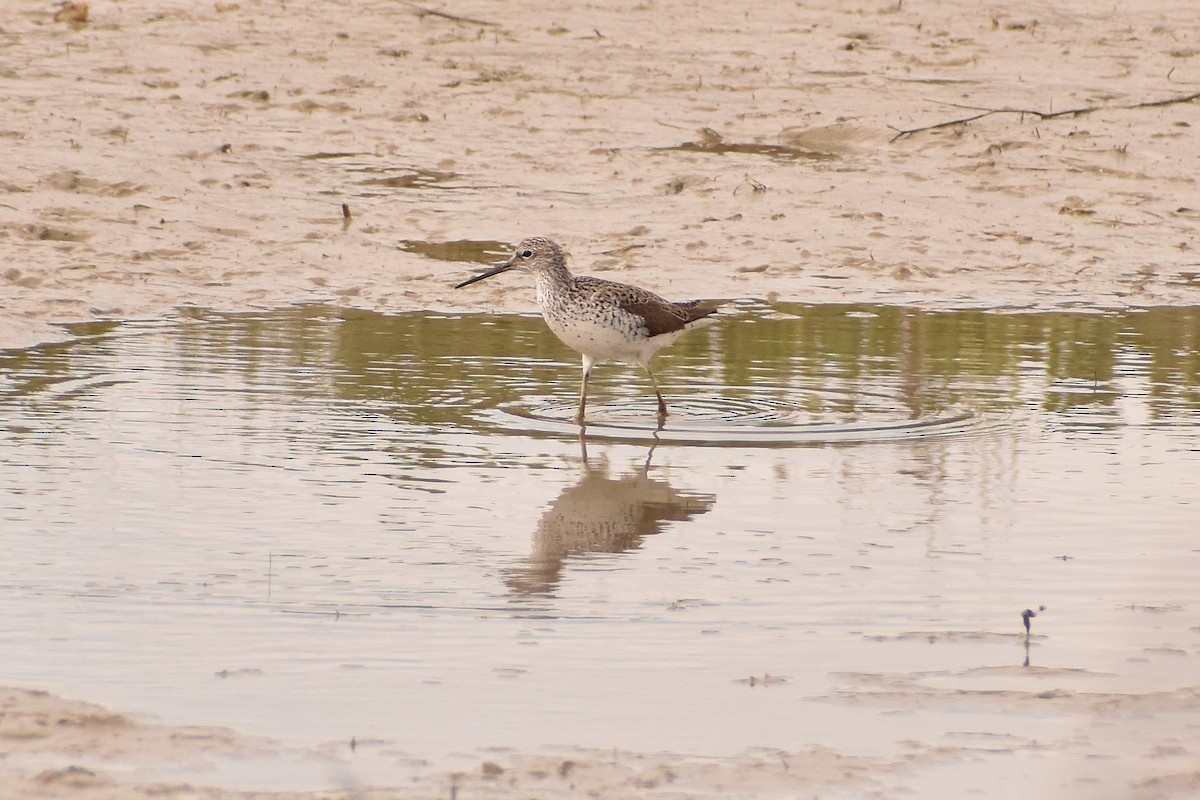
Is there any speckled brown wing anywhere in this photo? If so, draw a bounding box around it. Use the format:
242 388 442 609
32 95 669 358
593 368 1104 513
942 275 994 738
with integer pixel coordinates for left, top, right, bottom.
621 298 720 337
574 276 719 337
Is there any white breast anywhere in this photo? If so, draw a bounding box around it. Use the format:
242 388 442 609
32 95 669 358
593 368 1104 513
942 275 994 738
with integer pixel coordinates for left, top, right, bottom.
542 307 688 368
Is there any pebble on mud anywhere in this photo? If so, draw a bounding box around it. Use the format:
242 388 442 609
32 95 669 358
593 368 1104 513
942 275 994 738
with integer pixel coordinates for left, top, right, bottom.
54 2 89 24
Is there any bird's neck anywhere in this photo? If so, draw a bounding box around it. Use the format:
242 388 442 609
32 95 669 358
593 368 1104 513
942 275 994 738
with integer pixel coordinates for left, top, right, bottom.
534 260 575 307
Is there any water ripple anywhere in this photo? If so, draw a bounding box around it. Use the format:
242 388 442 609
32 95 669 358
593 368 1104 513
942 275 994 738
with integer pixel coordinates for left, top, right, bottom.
479 389 1003 446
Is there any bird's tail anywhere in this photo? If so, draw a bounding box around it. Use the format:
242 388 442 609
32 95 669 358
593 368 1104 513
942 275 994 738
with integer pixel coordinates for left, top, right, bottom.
678 299 723 326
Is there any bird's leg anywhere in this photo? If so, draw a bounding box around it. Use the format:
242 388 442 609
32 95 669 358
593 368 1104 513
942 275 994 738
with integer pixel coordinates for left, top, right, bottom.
575 355 594 425
578 427 590 462
642 430 661 471
645 365 668 422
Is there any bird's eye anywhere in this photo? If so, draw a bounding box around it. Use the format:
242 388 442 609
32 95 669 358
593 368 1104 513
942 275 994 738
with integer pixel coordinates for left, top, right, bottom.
521 249 533 258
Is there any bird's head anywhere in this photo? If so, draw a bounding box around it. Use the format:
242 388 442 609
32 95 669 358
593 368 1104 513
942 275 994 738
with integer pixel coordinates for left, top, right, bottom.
455 237 565 288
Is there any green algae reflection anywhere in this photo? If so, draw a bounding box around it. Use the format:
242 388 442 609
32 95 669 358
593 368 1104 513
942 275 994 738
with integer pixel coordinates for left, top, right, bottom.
2 305 1197 433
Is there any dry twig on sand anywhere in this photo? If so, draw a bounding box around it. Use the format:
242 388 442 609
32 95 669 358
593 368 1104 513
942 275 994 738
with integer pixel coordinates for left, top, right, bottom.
402 3 499 26
889 90 1200 142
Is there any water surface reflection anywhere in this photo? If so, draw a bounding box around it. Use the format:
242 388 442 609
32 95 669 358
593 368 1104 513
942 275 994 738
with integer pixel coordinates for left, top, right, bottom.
505 435 716 596
0 303 1197 789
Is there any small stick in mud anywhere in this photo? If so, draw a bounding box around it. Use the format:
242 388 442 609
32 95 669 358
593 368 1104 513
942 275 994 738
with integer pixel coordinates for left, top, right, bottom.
1022 604 1046 636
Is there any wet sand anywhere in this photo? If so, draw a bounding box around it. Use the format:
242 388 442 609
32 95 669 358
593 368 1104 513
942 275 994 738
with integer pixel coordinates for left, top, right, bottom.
0 683 928 800
0 683 973 800
2 0 1199 797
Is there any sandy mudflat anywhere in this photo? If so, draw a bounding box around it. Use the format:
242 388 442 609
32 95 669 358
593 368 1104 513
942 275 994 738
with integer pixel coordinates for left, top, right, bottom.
5 678 1200 799
2 0 1199 797
0 684 913 799
2 0 1199 352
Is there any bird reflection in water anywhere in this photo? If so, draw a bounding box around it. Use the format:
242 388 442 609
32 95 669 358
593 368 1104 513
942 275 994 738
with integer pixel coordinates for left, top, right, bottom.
505 432 715 596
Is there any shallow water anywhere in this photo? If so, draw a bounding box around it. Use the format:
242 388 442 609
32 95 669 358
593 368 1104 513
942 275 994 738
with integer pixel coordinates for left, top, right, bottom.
1 304 1198 794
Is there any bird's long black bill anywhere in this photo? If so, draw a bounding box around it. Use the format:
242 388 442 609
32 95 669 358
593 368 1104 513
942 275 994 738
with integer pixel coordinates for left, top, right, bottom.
454 260 514 289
